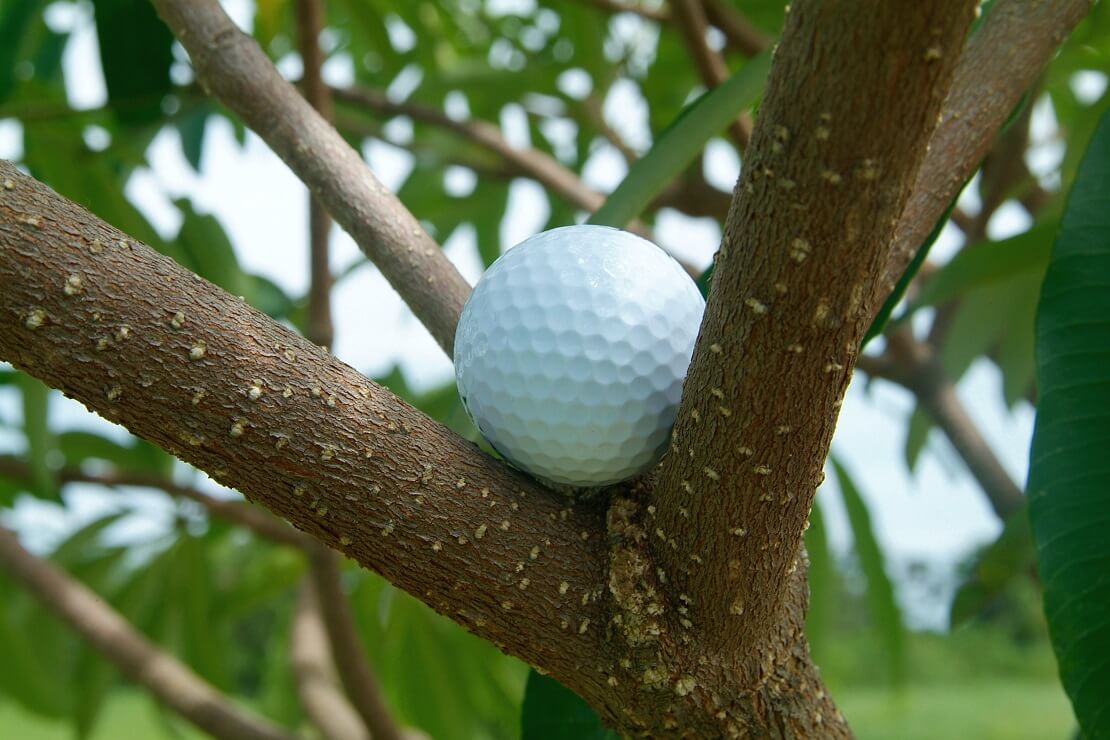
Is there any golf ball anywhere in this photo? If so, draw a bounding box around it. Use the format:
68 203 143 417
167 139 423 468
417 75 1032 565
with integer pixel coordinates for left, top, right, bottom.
453 225 705 487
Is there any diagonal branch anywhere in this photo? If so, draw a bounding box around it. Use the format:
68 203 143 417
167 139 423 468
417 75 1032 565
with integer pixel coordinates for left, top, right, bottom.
0 454 303 546
879 0 1092 307
0 527 295 740
0 159 609 706
669 0 752 150
856 332 1025 520
701 0 771 57
304 543 402 740
652 0 978 659
150 0 468 355
290 582 372 740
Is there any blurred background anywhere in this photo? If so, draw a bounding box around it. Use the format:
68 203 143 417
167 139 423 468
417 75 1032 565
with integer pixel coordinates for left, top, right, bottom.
1 0 1108 737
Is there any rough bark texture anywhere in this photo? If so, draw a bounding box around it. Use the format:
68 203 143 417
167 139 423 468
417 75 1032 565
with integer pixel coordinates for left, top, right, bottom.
149 0 469 355
0 160 613 709
651 0 977 666
0 527 294 740
879 0 1093 304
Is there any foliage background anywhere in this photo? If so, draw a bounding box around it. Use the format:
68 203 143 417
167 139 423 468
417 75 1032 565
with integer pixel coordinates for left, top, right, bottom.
1 0 1108 737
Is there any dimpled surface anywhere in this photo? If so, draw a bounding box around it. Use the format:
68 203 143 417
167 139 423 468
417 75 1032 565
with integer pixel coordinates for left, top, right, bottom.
454 225 705 487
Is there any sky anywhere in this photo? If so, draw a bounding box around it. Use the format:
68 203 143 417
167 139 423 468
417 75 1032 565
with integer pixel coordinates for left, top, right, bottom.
3 0 1101 630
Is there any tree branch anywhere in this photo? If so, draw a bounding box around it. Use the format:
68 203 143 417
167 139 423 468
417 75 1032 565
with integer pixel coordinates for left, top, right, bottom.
150 0 468 356
0 159 611 709
0 455 303 547
295 0 335 352
653 0 977 661
291 582 372 740
305 542 403 740
669 0 752 150
701 0 771 58
879 0 1092 306
857 332 1025 520
0 527 295 740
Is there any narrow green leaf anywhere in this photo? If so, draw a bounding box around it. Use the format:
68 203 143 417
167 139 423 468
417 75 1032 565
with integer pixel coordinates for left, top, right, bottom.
521 671 617 740
908 222 1056 311
832 457 906 686
56 431 165 475
904 404 931 473
175 107 210 173
588 50 770 229
90 0 174 125
173 199 247 297
16 373 57 501
1028 107 1110 740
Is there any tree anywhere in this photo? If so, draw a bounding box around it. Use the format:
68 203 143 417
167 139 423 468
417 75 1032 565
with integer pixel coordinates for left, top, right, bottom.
1 0 1107 737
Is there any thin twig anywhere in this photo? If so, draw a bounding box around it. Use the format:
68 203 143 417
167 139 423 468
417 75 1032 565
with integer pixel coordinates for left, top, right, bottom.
669 0 752 150
0 456 302 546
0 527 295 740
290 582 371 740
151 0 469 355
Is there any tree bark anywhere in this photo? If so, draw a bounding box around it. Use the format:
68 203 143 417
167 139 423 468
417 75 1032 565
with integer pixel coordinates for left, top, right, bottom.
651 0 976 666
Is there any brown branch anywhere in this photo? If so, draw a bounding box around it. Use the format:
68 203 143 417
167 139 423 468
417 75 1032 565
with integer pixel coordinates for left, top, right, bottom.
859 332 1025 520
0 160 612 716
0 455 303 547
879 0 1092 307
573 0 671 22
291 582 371 740
150 0 468 356
669 0 751 150
0 527 295 740
305 541 402 740
653 0 977 668
331 85 607 215
293 8 400 737
701 0 771 57
296 0 335 352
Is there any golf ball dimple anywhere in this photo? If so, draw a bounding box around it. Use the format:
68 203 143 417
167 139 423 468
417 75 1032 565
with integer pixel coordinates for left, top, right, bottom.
453 225 706 487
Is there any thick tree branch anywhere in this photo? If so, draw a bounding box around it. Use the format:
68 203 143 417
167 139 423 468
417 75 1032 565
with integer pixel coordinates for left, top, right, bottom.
653 0 977 663
0 455 303 546
291 582 372 740
879 0 1092 306
669 0 752 150
305 542 403 740
857 333 1025 520
0 527 295 740
0 160 611 709
150 0 468 355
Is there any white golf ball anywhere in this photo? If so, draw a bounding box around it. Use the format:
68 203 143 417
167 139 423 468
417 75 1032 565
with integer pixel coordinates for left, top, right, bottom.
453 225 705 487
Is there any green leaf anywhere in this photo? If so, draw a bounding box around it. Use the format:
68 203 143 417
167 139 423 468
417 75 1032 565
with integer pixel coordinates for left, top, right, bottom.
16 373 58 501
521 671 616 740
56 431 167 475
832 457 906 686
907 222 1056 312
588 50 770 228
175 107 210 172
91 0 174 125
173 199 247 297
1028 107 1110 740
904 404 931 473
0 0 40 102
950 506 1035 628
